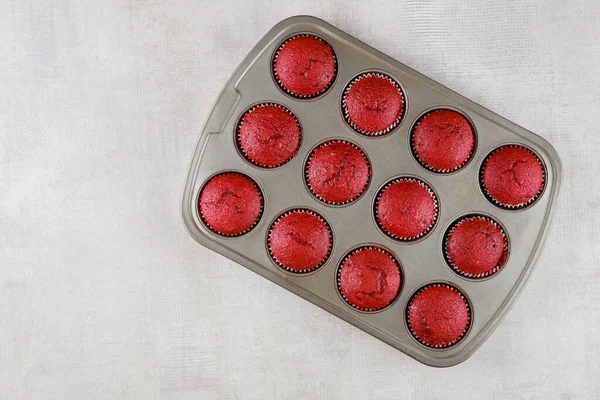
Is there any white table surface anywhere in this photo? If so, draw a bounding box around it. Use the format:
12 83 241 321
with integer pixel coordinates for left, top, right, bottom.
1 1 599 399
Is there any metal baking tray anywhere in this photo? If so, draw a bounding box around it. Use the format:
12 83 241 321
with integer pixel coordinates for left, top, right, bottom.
181 15 562 367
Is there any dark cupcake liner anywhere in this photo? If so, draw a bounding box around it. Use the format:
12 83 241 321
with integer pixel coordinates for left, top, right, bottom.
479 144 546 210
342 72 406 136
336 245 402 312
198 172 264 237
272 34 338 99
443 215 509 279
410 109 476 173
267 208 333 274
374 177 439 242
304 139 372 206
406 283 471 349
235 102 302 168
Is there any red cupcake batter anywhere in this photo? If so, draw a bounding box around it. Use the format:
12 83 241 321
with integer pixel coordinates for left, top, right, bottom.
407 285 470 348
482 146 544 207
268 210 332 272
343 74 404 135
339 247 401 310
306 141 371 204
274 35 337 97
376 179 437 240
412 109 474 171
446 217 507 277
237 104 301 167
199 173 262 236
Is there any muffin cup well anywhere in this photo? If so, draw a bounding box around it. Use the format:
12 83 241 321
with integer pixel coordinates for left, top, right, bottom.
235 102 302 169
304 139 372 206
341 72 406 136
479 144 546 210
197 171 264 237
406 283 472 349
336 245 403 312
443 215 510 279
267 208 334 274
373 177 439 242
410 108 476 173
272 34 338 99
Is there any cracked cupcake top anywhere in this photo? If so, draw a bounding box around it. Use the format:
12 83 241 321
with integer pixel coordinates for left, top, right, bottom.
273 35 337 98
343 73 405 135
199 173 263 236
375 178 438 240
407 284 470 348
268 209 332 273
237 104 301 168
481 146 544 207
445 216 508 278
338 246 401 311
305 140 371 205
412 109 475 172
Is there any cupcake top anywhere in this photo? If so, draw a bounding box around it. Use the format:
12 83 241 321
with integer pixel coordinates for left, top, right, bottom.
412 109 475 172
375 178 438 241
268 209 332 273
445 216 508 278
343 73 405 135
237 104 302 168
273 35 337 98
481 145 545 208
407 284 470 348
305 140 371 204
338 247 401 311
199 173 263 236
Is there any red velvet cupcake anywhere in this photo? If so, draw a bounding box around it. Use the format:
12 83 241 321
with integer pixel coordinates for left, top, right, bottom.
337 246 402 311
375 178 438 241
342 72 405 136
412 109 475 172
445 216 509 279
237 103 302 168
198 172 263 236
305 140 371 205
481 145 545 209
273 35 337 98
268 209 333 273
407 284 471 348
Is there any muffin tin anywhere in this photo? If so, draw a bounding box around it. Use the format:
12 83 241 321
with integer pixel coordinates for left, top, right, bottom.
181 15 562 367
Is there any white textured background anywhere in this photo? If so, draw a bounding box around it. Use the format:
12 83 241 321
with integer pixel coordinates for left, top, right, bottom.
1 1 599 399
